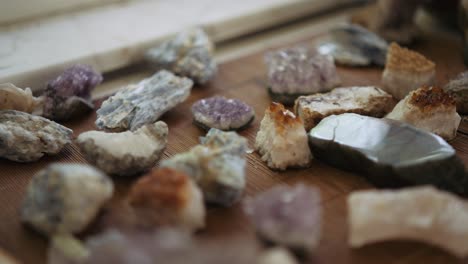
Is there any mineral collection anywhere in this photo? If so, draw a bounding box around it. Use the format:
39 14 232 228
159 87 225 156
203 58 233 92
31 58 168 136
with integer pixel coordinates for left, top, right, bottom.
96 70 192 132
77 121 168 176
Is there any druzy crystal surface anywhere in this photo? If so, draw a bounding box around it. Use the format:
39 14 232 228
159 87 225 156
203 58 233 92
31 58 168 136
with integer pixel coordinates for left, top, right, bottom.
191 96 254 131
244 184 321 254
309 113 468 194
0 110 73 162
43 65 102 121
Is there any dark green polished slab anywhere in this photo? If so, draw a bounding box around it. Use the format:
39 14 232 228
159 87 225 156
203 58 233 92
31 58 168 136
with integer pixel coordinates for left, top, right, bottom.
308 113 468 195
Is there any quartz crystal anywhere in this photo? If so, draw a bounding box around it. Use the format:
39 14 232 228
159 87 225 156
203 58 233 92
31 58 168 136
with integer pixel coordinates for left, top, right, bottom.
126 168 205 231
255 102 312 170
21 163 114 236
317 24 388 67
295 86 395 131
43 65 102 121
191 96 255 131
244 184 321 254
265 47 341 105
348 186 468 258
96 70 192 132
386 86 461 140
77 121 168 176
0 83 43 113
0 110 73 162
444 71 468 114
309 113 468 194
161 128 248 206
146 28 217 84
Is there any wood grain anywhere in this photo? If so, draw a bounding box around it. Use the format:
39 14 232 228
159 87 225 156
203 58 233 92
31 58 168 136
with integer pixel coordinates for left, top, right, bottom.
0 29 467 264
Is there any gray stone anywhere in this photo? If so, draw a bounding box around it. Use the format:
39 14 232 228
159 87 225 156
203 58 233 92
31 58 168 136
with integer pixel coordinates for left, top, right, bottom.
444 71 468 114
0 110 72 162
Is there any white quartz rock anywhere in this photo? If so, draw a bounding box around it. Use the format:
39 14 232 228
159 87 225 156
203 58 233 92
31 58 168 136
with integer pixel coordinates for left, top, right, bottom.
77 121 168 176
386 86 461 140
21 163 114 236
255 102 312 170
348 186 468 258
0 83 43 114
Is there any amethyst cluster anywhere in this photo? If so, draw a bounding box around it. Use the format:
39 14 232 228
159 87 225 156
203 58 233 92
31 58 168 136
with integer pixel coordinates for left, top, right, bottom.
43 64 103 121
191 96 255 131
265 47 340 105
244 184 322 254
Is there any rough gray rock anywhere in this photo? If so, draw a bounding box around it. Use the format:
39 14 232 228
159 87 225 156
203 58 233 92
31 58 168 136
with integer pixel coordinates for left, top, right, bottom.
96 70 192 132
0 110 73 162
21 163 114 236
146 28 217 84
444 71 468 114
77 121 168 176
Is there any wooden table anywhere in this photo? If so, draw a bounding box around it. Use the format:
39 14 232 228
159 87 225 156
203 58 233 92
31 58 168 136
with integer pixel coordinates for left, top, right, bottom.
1 23 468 264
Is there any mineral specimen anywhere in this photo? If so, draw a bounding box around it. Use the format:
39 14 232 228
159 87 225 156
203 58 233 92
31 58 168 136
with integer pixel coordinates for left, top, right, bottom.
161 128 248 206
145 28 217 84
244 184 322 254
382 43 436 100
191 96 255 131
348 186 468 258
48 234 90 264
21 163 114 235
43 64 103 121
0 83 43 113
77 121 168 176
295 86 395 131
308 113 468 194
317 24 388 67
386 86 461 140
96 70 192 132
444 71 468 114
265 47 341 105
0 110 73 162
257 248 298 264
126 168 205 231
255 102 312 170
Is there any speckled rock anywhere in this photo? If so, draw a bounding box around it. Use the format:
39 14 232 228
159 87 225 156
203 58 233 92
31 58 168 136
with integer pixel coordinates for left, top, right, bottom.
0 110 73 162
0 83 43 113
96 70 192 132
161 128 248 206
77 121 168 176
43 65 102 121
146 28 217 84
191 96 255 131
244 184 322 254
21 163 113 236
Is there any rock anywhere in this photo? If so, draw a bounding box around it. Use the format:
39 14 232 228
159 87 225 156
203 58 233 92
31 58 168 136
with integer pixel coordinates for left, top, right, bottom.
0 110 73 162
444 71 468 114
382 43 436 100
126 168 205 231
145 28 217 84
309 113 468 194
255 102 312 170
386 86 461 140
48 234 89 264
20 163 113 235
317 24 388 67
0 83 43 113
43 65 102 121
295 86 395 131
0 248 20 264
244 184 321 255
161 128 248 206
96 70 192 132
77 121 168 176
191 96 255 131
265 47 340 105
348 186 468 258
257 248 298 264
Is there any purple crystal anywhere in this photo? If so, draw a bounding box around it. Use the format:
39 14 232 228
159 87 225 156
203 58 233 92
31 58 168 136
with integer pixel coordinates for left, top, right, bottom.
265 47 340 105
244 184 322 254
43 64 103 121
191 96 255 131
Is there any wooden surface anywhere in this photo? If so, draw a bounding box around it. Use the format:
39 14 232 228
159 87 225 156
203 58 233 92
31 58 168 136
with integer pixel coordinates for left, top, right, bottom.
1 29 468 264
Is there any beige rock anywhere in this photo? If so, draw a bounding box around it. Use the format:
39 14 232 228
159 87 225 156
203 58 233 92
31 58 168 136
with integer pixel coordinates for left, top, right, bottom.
0 83 42 113
257 248 298 264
